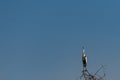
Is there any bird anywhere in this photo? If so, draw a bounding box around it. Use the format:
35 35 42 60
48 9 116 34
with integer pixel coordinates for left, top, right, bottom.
82 47 87 68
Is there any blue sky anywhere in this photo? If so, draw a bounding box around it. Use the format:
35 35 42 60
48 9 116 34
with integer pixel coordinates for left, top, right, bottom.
0 0 120 80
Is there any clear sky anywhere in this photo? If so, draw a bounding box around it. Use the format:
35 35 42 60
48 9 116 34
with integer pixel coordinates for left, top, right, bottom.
0 0 120 80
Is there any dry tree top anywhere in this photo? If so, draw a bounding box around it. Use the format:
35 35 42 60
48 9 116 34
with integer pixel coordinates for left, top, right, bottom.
80 47 106 80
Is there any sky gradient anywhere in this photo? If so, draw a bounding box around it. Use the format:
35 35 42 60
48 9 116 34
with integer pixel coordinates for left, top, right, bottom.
0 0 120 80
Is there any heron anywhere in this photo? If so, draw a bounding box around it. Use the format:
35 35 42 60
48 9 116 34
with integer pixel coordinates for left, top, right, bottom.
82 47 87 68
